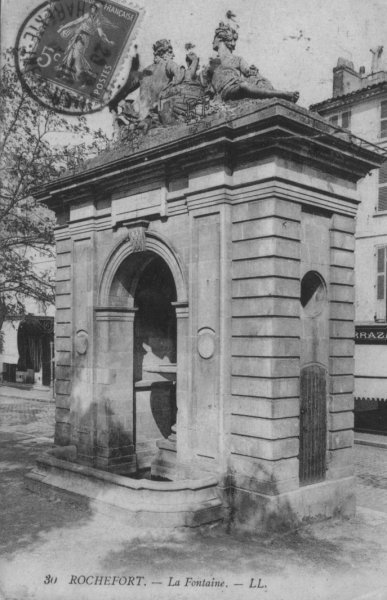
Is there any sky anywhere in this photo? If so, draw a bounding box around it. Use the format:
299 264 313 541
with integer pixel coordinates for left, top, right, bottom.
2 0 387 135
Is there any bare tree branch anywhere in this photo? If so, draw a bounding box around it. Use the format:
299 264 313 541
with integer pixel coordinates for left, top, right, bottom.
0 48 110 325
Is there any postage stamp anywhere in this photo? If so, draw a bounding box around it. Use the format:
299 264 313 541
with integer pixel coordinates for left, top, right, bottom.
15 0 143 115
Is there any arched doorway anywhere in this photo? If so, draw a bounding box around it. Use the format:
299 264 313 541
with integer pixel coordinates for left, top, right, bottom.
95 230 188 477
132 254 177 472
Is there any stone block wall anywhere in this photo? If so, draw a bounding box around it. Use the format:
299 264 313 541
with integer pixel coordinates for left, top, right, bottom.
327 214 356 479
54 234 72 446
230 197 302 495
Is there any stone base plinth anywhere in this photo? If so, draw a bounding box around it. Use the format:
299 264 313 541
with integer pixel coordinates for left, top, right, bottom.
94 454 137 476
229 477 356 532
25 452 225 528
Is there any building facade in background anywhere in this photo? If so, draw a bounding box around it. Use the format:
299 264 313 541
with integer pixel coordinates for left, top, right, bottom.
311 49 387 434
0 251 55 389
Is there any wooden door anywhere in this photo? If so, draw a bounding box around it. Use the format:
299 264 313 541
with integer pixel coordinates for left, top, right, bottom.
299 364 327 485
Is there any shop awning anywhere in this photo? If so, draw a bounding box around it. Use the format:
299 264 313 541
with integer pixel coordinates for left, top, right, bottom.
354 377 387 402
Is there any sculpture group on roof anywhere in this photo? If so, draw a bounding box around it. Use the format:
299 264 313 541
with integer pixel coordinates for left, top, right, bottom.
110 15 300 139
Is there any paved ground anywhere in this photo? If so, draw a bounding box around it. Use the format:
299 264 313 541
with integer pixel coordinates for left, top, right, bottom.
355 442 387 513
0 383 53 403
1 394 387 600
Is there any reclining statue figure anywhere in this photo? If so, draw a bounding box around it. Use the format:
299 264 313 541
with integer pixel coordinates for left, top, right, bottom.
207 21 299 103
112 20 299 138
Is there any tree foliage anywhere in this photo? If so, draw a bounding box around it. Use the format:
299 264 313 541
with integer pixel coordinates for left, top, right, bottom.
0 49 109 327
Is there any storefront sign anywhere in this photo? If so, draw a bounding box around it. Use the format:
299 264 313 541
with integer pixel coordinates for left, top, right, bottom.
355 325 387 344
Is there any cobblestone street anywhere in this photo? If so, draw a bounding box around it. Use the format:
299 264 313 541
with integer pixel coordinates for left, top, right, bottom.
1 390 387 600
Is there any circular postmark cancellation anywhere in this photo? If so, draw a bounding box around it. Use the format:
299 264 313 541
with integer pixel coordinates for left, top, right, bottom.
15 0 144 115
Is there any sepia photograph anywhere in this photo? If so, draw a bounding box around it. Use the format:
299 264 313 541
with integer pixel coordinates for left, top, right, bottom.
1 1 387 598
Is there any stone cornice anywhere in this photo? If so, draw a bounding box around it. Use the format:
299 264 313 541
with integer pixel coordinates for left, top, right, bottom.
33 99 385 213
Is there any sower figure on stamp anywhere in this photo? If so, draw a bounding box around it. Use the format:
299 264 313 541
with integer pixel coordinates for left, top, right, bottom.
209 20 299 103
57 1 116 84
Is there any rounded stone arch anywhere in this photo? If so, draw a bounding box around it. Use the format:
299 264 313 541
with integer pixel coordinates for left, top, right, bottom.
98 229 188 307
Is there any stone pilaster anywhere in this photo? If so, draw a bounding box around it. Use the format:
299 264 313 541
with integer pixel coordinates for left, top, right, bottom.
70 234 94 466
151 301 188 479
173 302 189 458
94 307 137 474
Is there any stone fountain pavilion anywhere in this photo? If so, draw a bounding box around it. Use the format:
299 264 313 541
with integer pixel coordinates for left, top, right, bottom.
27 24 384 530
